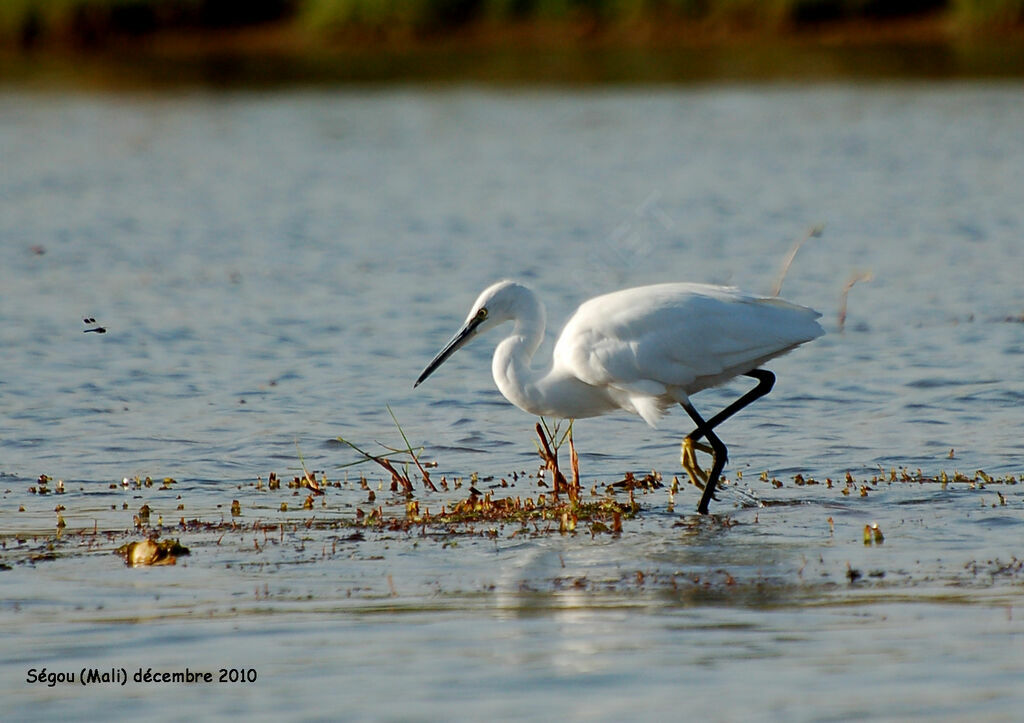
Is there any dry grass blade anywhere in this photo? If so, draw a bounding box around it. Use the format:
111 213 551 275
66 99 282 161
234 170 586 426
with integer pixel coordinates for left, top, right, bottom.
334 435 414 494
294 440 324 494
535 422 569 501
386 405 436 490
772 224 824 297
838 271 873 333
569 432 581 504
334 408 441 494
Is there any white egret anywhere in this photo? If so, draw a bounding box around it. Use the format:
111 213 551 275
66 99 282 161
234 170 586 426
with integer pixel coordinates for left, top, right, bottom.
415 280 824 514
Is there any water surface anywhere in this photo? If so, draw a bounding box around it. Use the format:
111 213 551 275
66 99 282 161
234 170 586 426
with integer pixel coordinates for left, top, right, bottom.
2 84 1023 719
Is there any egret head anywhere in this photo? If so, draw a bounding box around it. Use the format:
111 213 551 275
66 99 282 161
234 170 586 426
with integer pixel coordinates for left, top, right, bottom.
414 280 534 388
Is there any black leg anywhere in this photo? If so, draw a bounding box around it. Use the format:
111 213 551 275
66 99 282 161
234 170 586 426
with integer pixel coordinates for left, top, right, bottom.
681 369 776 514
686 370 775 445
680 401 728 515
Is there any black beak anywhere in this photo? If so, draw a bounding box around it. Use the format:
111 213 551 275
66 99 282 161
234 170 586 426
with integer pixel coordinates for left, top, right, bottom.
414 317 483 388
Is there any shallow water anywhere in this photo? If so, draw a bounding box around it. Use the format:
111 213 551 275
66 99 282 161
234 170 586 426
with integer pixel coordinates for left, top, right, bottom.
2 84 1023 719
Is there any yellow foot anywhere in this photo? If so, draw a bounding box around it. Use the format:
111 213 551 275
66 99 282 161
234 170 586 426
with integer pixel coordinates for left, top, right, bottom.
680 437 713 490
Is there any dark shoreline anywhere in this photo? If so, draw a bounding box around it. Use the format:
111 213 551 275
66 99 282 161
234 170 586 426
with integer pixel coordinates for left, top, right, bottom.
4 15 1024 88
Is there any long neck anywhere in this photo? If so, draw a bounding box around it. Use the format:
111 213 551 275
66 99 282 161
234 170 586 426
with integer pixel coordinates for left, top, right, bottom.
490 291 617 419
491 297 549 416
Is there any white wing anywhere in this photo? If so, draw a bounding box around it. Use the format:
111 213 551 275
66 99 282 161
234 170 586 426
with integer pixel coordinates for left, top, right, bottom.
553 283 823 414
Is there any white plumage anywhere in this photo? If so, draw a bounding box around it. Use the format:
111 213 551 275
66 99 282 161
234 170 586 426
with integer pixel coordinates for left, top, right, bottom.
554 283 823 425
415 279 823 513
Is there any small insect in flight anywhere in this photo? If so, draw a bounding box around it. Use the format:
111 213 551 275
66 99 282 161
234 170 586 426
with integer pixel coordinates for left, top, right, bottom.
82 317 107 334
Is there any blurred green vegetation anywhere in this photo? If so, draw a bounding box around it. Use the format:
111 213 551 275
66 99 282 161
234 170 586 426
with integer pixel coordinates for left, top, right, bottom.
0 0 293 47
2 0 1023 49
952 0 1024 25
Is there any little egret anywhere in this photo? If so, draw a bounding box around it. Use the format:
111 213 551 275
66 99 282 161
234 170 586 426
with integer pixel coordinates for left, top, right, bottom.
415 280 824 514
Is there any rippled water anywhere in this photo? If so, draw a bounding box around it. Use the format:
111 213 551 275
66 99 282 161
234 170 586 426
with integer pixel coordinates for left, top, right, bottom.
2 84 1023 719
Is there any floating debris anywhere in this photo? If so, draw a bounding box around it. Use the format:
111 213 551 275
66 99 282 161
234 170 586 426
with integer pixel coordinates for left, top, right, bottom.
864 523 884 545
116 538 189 567
752 468 1017 495
607 471 663 492
393 489 634 535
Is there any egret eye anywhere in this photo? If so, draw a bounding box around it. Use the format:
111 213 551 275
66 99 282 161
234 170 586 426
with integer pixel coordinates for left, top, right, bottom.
477 307 488 320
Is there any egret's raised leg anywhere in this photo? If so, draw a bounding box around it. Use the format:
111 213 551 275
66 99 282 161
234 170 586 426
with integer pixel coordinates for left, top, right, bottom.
680 369 777 515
